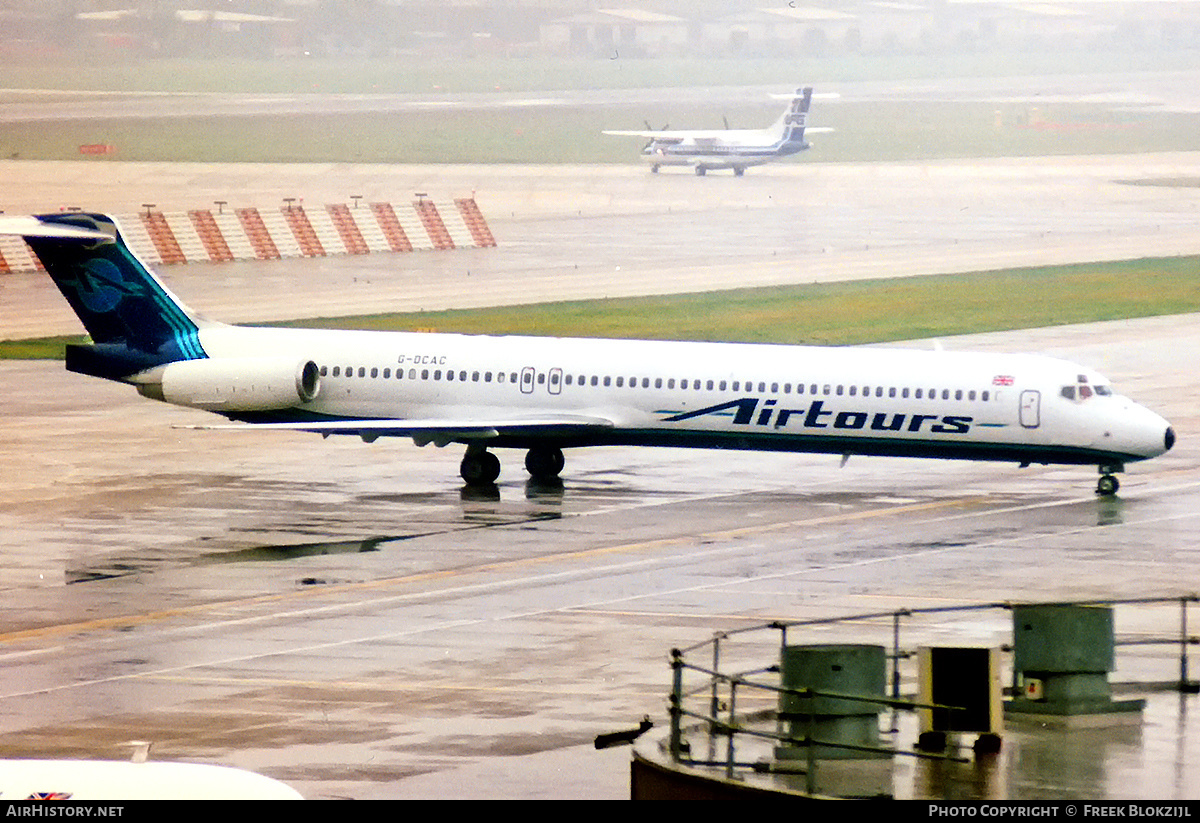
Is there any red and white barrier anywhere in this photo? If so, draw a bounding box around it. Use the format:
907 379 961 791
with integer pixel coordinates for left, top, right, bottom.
0 199 496 273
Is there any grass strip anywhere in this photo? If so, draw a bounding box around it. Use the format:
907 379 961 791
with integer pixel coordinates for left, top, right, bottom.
5 102 1199 164
4 256 1197 359
267 257 1200 345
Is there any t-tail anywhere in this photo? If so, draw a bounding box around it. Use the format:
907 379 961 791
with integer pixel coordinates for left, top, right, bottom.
775 86 813 148
11 212 209 381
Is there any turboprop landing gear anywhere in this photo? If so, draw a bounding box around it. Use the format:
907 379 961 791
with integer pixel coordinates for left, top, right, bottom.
1096 463 1123 496
525 446 565 482
695 166 707 176
460 446 500 486
733 167 745 177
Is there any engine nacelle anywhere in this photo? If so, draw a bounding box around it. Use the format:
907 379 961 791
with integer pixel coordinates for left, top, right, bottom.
139 358 321 411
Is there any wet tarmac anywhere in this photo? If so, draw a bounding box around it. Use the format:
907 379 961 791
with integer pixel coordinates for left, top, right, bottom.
2 86 1200 795
4 151 1200 340
0 309 1197 799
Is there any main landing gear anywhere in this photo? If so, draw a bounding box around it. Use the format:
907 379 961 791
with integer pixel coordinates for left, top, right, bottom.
460 445 565 486
1096 463 1123 497
524 445 566 482
460 445 500 485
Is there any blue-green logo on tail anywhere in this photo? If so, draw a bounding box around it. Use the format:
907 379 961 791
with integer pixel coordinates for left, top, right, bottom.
25 213 207 378
75 258 146 313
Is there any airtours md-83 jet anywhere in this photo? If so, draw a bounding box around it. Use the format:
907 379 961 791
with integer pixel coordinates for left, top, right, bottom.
2 212 1174 495
603 86 833 176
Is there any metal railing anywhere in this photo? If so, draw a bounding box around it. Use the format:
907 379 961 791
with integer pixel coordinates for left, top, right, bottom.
668 649 969 796
664 595 1199 795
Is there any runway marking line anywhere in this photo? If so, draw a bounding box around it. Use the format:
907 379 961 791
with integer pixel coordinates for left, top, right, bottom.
0 496 984 647
5 486 1200 699
139 672 657 699
8 480 1199 650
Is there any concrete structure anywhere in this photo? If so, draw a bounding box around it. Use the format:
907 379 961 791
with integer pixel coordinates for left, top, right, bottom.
540 9 691 56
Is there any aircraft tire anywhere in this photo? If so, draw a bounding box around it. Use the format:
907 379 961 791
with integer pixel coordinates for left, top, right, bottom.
525 446 565 480
695 166 706 176
461 450 501 486
1096 474 1119 496
734 167 745 177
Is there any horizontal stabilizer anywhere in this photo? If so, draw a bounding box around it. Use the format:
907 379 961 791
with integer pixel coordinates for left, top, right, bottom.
0 215 112 242
768 91 840 100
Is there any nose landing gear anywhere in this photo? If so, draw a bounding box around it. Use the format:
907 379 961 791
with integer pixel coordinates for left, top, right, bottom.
1096 463 1124 496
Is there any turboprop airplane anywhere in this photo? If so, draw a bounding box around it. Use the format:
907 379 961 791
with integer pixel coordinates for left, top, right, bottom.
603 87 833 176
1 213 1175 495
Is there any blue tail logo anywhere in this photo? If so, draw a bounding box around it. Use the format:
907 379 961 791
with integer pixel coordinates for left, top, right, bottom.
75 257 153 313
781 87 813 147
19 213 207 377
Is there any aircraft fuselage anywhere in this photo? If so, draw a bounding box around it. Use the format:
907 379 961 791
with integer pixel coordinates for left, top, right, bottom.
169 325 1173 473
4 211 1175 493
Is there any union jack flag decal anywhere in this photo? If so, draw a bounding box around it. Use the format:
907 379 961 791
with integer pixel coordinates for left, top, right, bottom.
992 375 1014 386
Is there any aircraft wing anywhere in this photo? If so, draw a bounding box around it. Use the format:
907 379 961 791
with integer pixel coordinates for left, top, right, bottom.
188 413 615 443
602 130 703 140
604 128 830 140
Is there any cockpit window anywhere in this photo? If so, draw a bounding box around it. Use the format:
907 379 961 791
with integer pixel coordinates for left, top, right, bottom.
1063 374 1112 401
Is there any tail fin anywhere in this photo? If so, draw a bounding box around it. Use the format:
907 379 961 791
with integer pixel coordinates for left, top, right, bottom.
2 212 208 378
778 87 813 147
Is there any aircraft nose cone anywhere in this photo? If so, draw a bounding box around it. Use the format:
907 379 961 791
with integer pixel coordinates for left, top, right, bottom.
1165 426 1176 452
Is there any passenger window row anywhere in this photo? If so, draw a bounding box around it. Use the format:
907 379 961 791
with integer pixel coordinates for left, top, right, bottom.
322 365 518 383
317 365 993 403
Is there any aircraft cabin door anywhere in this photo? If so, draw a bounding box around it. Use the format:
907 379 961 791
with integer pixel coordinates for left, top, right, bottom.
520 366 535 395
548 368 563 396
1019 389 1041 429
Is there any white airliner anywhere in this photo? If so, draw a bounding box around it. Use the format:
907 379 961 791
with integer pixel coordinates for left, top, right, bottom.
2 213 1175 495
603 87 833 176
1 759 302 800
